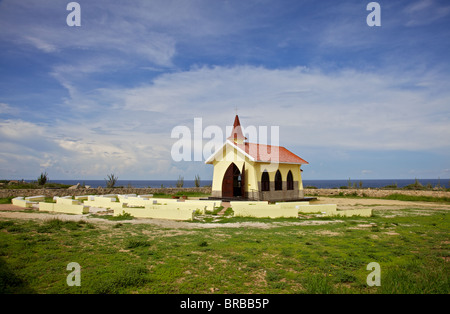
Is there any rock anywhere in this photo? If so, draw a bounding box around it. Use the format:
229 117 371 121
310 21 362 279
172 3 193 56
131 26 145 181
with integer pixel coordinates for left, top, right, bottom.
68 183 80 190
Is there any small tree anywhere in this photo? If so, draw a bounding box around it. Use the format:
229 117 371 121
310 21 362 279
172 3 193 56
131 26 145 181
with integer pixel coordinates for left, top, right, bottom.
413 178 423 189
194 174 200 187
105 173 118 188
37 172 48 186
176 175 184 188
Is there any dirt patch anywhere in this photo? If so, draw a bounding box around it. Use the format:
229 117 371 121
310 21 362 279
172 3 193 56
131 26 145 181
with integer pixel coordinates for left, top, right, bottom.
314 230 341 236
385 231 400 236
0 204 28 211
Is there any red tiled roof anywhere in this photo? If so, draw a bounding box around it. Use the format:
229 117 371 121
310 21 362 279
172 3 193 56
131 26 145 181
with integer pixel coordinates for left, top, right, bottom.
235 142 308 164
205 115 308 165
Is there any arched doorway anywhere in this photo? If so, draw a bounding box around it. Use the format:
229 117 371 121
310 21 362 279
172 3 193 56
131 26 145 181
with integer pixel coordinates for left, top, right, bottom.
261 170 270 191
222 163 245 198
287 170 294 190
275 170 283 190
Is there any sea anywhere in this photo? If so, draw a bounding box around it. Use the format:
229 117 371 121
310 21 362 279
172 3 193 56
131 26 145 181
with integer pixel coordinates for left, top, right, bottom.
48 178 450 189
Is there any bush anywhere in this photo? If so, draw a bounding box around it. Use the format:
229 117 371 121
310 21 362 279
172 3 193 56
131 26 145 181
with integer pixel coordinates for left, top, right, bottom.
92 266 152 294
224 207 234 216
37 219 92 233
105 173 118 188
383 183 398 189
194 174 200 187
125 239 151 249
0 258 28 293
37 172 48 186
176 175 184 188
302 274 335 294
403 178 423 190
110 211 133 221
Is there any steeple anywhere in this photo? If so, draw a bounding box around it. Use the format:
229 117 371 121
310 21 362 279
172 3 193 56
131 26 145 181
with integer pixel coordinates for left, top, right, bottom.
228 115 247 144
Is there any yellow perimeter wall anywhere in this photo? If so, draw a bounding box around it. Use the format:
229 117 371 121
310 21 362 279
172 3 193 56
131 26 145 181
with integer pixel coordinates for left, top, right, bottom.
114 206 194 221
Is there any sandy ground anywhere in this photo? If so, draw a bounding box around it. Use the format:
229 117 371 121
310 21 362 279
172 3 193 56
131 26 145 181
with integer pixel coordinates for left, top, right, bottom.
1 197 448 229
313 197 450 211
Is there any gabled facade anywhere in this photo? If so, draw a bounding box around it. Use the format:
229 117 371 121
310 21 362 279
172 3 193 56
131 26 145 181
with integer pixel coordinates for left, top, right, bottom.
205 115 308 201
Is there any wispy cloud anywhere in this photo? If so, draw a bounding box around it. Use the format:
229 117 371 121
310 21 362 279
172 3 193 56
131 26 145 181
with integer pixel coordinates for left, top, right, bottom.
0 0 449 180
97 65 450 151
0 0 177 67
403 0 450 26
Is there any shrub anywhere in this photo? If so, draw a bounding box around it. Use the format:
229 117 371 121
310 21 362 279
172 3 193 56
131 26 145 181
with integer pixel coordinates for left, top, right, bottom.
92 266 151 294
125 239 151 249
194 174 200 187
403 178 423 190
37 172 48 186
105 173 118 188
224 207 234 216
110 211 133 221
302 274 335 294
176 175 184 188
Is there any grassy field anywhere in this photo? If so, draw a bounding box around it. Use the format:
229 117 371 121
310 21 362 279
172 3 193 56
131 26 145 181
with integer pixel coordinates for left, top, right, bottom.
318 192 450 204
0 207 448 294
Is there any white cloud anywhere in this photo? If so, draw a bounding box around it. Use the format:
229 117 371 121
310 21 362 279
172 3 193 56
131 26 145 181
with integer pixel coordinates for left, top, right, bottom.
98 65 450 151
0 119 46 140
403 0 450 26
2 63 449 179
0 117 175 179
0 0 177 66
0 103 18 115
1 1 449 180
23 36 58 53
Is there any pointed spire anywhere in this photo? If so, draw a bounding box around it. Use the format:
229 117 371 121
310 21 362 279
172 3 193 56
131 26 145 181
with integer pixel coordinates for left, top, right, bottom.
228 115 247 144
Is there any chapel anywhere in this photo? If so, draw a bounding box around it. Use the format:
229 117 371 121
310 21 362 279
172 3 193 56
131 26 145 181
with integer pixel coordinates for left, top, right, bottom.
205 115 308 201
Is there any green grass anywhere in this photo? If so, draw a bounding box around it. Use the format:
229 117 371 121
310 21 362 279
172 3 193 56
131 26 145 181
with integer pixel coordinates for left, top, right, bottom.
313 192 450 204
0 207 448 294
0 197 13 204
382 193 450 204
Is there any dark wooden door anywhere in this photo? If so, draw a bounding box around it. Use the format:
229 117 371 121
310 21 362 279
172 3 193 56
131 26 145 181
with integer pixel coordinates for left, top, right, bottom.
222 163 235 197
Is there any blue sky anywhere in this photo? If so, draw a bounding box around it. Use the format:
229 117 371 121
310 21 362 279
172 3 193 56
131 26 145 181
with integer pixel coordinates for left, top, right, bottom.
0 0 449 181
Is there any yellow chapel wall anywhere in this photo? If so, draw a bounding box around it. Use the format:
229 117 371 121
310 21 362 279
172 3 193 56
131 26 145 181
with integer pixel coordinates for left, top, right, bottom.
254 163 304 191
211 143 256 197
210 143 305 199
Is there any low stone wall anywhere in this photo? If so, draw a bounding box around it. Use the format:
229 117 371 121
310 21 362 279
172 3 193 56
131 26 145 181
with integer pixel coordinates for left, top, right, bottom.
3 186 449 200
0 187 212 199
304 188 450 198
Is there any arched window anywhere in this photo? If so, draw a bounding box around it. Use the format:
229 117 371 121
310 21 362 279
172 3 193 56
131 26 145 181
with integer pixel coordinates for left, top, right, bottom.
261 171 270 191
275 170 282 190
287 170 294 190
